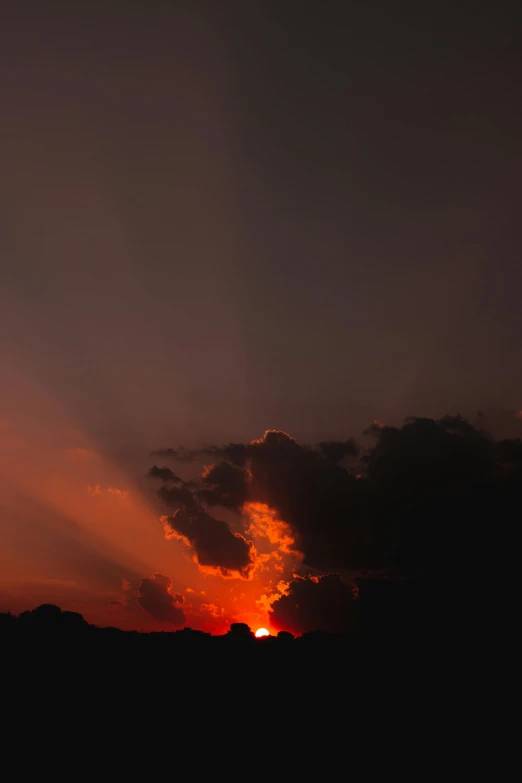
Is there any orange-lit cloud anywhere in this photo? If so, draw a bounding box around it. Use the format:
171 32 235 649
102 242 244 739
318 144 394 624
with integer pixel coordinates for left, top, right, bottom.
255 580 291 615
244 501 299 556
194 558 255 580
87 485 129 498
250 429 296 447
162 511 256 580
107 487 129 498
200 602 224 619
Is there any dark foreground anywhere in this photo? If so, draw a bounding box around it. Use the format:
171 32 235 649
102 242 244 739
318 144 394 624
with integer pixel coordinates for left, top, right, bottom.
1 602 465 748
1 601 429 666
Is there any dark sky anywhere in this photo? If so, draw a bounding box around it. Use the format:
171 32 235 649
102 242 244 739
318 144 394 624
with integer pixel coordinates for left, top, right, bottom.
1 0 521 451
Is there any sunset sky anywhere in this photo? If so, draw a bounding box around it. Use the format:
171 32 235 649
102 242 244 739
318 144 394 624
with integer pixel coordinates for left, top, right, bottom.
1 2 521 633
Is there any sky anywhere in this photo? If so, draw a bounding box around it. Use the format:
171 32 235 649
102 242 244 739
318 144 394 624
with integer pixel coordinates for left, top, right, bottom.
1 1 521 632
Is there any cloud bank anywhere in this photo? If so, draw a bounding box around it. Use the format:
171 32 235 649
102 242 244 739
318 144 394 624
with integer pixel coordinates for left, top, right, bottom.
148 412 522 632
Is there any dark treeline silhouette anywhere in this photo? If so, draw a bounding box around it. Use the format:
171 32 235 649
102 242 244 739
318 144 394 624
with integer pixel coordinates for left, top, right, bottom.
2 604 430 715
0 600 398 646
1 585 427 656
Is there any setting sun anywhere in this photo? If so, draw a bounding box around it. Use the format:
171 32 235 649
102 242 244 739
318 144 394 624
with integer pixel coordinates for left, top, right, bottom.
255 628 270 638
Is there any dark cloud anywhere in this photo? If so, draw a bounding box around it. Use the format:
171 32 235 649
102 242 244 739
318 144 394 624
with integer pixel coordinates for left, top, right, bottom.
244 430 374 570
197 461 249 510
151 459 254 578
317 439 359 462
148 465 182 483
164 507 255 578
137 573 186 626
270 575 356 635
203 443 249 467
151 429 384 570
158 484 195 510
360 415 522 578
153 416 522 578
436 414 488 438
152 443 249 467
150 447 196 462
355 572 428 632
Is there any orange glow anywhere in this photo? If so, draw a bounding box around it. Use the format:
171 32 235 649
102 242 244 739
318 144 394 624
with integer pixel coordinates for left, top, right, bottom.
0 31 285 635
244 501 298 555
0 380 302 634
255 627 269 638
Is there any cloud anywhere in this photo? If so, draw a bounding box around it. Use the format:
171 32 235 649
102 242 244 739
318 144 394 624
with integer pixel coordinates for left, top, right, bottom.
355 572 428 631
158 483 195 509
152 443 249 466
200 602 225 619
244 502 298 556
269 574 356 635
163 507 255 579
154 415 522 577
107 487 129 498
150 447 196 462
197 461 249 510
317 439 359 462
87 485 129 498
151 412 522 623
240 429 373 570
114 577 136 612
148 465 182 483
203 443 249 466
137 573 186 626
151 429 372 571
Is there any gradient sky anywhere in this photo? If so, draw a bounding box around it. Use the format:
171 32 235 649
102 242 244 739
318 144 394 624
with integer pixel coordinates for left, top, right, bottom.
1 1 521 630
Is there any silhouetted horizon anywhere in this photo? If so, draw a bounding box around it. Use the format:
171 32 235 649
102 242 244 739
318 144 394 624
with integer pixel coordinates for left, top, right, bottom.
0 596 426 642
